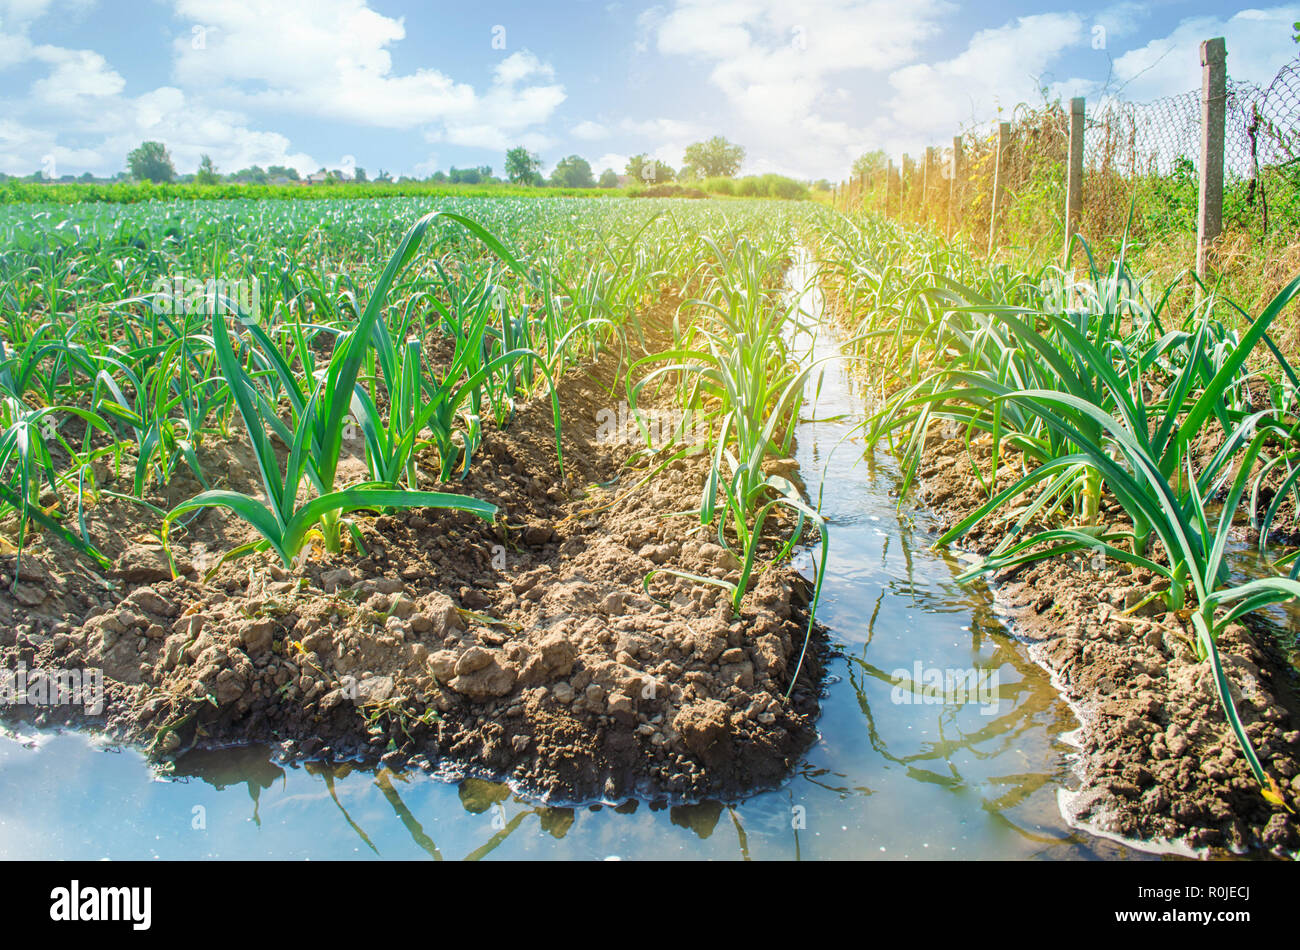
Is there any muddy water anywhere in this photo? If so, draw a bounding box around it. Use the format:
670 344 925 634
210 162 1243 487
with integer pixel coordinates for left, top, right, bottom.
0 252 1152 860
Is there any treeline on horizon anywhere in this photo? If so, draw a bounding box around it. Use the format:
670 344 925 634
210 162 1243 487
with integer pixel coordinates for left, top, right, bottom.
0 174 826 205
2 135 829 204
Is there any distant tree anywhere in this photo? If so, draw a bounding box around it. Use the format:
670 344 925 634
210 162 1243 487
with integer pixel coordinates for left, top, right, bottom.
682 136 744 178
550 154 595 188
375 169 393 183
195 154 219 185
427 170 447 183
625 154 674 184
353 166 368 182
598 168 619 188
448 165 493 184
266 165 300 181
127 141 176 183
851 149 887 182
231 165 270 184
505 146 543 184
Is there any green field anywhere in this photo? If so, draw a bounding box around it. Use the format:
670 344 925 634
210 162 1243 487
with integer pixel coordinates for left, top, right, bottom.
3 191 1299 837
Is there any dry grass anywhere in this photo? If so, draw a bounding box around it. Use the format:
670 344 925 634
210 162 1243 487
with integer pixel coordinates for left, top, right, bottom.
838 96 1300 364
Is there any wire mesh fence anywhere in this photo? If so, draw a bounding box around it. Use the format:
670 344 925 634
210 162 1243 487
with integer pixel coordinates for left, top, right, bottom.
841 54 1300 249
1085 91 1200 177
1083 64 1300 178
1235 61 1300 174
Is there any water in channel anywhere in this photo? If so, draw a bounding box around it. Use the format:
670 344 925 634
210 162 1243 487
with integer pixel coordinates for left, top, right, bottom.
0 251 1152 860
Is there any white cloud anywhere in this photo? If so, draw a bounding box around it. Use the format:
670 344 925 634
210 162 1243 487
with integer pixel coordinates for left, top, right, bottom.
494 49 552 86
1105 5 1300 100
30 45 124 104
655 0 953 126
0 0 570 175
618 116 704 140
8 0 1298 184
0 0 93 28
1092 1 1148 44
643 0 1300 180
571 120 609 140
0 29 32 66
592 151 629 174
886 13 1087 144
170 0 565 144
412 152 439 177
648 0 954 177
0 31 318 176
634 4 665 54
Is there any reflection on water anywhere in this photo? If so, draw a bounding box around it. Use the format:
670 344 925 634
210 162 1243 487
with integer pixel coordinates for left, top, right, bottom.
0 251 1159 860
1227 546 1300 672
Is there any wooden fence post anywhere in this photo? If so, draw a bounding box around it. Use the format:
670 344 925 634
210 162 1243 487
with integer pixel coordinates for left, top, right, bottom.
1064 96 1085 265
1197 37 1226 283
988 121 1011 257
886 159 895 217
948 135 963 239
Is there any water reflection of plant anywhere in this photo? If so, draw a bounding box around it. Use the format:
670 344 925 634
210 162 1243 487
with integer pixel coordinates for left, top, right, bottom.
167 744 286 827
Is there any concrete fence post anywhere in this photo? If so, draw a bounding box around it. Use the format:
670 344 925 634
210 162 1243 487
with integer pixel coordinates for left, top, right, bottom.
1197 37 1226 283
901 153 912 218
948 135 963 239
1065 96 1085 264
988 121 1011 257
923 146 936 220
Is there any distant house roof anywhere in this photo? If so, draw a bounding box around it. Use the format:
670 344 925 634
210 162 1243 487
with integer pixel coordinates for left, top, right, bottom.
306 172 328 184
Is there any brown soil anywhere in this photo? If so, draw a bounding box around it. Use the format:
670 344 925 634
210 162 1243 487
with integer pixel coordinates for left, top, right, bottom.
914 432 1300 856
0 304 826 802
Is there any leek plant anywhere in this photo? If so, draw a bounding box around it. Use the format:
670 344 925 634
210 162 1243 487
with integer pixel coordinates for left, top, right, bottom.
631 235 830 693
824 205 1300 802
161 212 499 568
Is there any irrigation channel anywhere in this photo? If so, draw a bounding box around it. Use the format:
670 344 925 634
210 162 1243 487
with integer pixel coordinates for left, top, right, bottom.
0 251 1153 860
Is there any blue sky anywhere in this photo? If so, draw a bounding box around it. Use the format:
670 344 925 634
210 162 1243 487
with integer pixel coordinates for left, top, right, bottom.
1 0 1297 181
